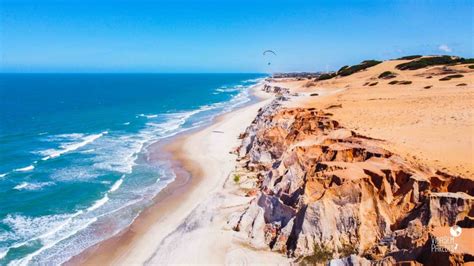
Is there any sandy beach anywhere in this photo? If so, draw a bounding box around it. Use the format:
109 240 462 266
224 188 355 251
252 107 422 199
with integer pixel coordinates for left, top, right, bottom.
68 83 290 265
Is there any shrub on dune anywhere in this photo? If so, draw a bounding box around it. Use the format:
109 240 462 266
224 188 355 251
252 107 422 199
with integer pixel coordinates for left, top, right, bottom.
439 74 464 81
337 60 382 76
460 58 474 64
378 71 397 79
233 174 240 183
336 65 349 74
389 80 412 85
316 73 337 81
396 56 463 70
396 55 422 60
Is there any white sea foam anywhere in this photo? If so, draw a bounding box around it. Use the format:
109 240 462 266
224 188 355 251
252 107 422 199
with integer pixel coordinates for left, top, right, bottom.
215 87 241 93
109 177 124 193
86 194 109 212
52 133 84 140
0 249 7 260
14 165 35 172
242 77 265 83
50 167 99 182
137 114 157 118
92 135 141 174
40 132 107 161
13 182 54 191
80 149 95 154
123 122 130 125
0 173 7 178
9 216 97 266
2 213 77 254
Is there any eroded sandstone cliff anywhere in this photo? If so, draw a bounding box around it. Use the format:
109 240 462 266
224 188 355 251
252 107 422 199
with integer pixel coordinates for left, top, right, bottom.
228 97 473 265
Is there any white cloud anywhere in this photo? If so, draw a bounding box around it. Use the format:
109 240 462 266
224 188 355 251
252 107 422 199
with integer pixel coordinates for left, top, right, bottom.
438 44 452 53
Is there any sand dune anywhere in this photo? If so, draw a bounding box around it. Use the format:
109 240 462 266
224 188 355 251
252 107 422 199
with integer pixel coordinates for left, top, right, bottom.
287 60 473 179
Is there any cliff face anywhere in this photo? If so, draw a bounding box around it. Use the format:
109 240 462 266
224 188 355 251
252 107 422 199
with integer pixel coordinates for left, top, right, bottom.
229 98 474 264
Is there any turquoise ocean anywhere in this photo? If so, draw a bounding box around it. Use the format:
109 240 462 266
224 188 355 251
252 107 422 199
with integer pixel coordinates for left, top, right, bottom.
0 73 265 265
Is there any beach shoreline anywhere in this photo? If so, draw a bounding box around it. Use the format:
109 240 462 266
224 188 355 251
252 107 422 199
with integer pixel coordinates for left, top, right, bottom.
67 81 277 265
68 58 473 265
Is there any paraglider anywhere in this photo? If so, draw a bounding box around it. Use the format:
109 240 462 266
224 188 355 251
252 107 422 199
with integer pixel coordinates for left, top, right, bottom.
263 50 276 65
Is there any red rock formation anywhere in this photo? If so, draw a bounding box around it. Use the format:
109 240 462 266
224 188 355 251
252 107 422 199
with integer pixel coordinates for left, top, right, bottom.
229 100 474 264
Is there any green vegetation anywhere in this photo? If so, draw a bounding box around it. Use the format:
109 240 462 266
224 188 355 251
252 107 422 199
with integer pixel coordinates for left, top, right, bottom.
339 243 358 258
439 74 464 81
336 65 349 74
395 56 463 70
233 174 241 183
460 58 474 64
389 80 412 85
338 60 382 76
468 65 474 69
302 244 333 264
378 71 397 79
396 55 422 60
316 73 337 81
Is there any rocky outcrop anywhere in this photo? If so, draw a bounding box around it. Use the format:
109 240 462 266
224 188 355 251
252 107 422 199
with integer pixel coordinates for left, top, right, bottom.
262 84 290 96
229 98 474 264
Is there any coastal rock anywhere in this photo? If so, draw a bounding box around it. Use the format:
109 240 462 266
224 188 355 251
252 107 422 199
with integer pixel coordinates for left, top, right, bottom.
230 101 474 264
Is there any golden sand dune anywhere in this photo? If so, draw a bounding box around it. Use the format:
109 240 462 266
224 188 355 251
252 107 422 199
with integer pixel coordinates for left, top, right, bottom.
278 59 473 179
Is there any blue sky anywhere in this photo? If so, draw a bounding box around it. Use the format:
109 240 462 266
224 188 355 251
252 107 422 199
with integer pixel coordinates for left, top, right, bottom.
1 0 472 72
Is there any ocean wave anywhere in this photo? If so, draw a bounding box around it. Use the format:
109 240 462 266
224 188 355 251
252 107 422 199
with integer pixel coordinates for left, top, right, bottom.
13 182 54 191
8 216 97 266
1 212 81 260
51 133 84 140
215 86 242 93
80 149 95 154
242 77 265 83
50 167 99 182
109 177 124 193
40 132 108 161
91 135 141 174
136 113 158 119
13 165 35 172
86 194 109 212
0 173 7 178
0 249 7 260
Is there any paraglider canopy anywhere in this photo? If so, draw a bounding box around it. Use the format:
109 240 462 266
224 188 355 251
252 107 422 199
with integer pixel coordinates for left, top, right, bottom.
263 50 277 56
263 50 276 65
